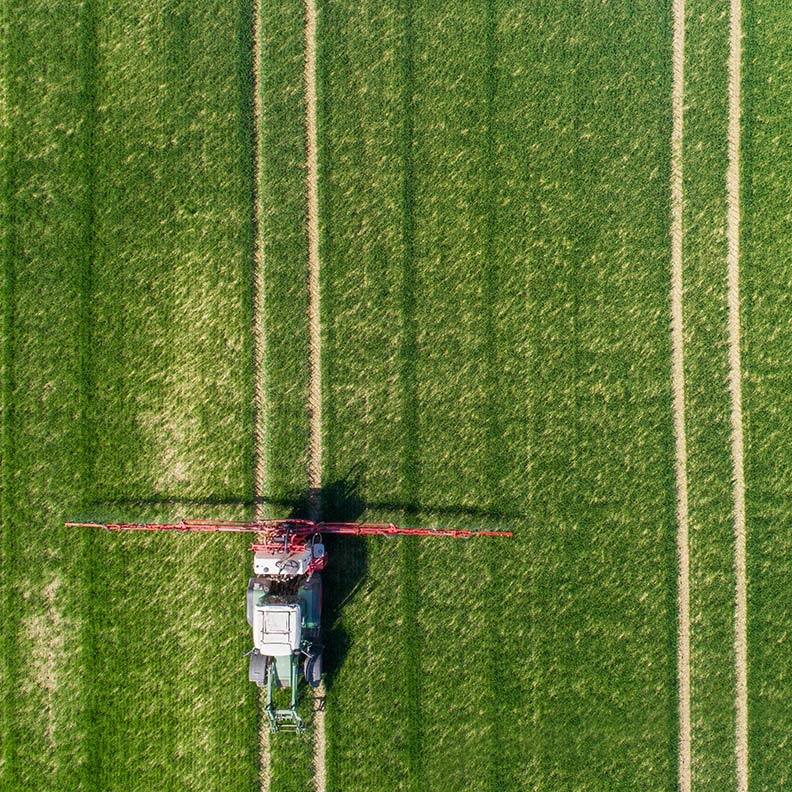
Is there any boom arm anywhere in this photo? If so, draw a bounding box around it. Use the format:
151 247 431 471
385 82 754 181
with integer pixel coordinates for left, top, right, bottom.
66 519 512 541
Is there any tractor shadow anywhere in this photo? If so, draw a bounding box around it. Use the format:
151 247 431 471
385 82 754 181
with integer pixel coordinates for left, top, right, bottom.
286 477 367 692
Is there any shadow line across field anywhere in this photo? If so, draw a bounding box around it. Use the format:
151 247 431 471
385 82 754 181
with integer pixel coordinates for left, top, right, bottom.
85 491 528 524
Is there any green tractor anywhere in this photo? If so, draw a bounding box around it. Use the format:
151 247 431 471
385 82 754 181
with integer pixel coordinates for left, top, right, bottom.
247 563 323 733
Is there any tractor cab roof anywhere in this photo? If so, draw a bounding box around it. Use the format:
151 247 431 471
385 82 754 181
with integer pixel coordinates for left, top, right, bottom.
253 602 301 656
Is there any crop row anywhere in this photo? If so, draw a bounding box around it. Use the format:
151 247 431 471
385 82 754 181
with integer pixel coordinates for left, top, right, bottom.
742 0 792 786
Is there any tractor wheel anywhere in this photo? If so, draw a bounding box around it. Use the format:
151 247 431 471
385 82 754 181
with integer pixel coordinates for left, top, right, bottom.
248 650 267 687
303 649 322 688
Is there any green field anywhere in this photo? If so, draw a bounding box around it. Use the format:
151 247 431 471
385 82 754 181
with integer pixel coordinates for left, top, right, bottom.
1 0 786 790
743 0 792 788
2 2 258 789
317 1 678 789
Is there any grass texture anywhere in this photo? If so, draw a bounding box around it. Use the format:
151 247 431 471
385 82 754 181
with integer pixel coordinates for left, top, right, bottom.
1 1 259 790
317 1 678 789
742 1 792 787
681 1 737 788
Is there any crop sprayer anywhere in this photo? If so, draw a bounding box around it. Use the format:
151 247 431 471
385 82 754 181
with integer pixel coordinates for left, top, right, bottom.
67 517 511 732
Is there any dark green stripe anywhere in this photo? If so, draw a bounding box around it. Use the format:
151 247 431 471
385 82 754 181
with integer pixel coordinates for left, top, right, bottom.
76 0 101 787
398 1 425 788
262 0 316 787
742 1 792 786
481 2 508 787
681 0 735 786
261 0 311 506
1 3 22 787
237 0 257 506
317 0 336 490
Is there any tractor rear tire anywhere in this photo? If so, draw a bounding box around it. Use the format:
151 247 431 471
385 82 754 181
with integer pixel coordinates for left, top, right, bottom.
249 650 267 687
304 650 322 688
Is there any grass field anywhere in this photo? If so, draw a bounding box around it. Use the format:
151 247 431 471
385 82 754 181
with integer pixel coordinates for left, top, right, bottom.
742 0 792 787
1 0 787 790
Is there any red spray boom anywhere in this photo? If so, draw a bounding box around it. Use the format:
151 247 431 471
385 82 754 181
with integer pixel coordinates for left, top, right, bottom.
66 519 512 552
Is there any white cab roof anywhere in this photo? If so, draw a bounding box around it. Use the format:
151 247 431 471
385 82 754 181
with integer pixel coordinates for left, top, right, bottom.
253 603 301 656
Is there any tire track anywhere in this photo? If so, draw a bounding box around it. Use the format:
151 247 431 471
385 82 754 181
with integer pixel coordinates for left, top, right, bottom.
727 0 747 788
250 0 271 786
304 0 325 788
670 1 691 790
313 683 327 792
